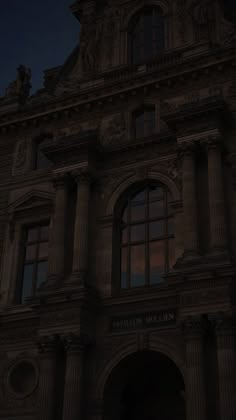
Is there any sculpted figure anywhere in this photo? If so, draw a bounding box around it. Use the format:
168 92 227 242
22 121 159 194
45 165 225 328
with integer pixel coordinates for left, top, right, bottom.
80 13 102 72
189 0 216 43
5 65 31 99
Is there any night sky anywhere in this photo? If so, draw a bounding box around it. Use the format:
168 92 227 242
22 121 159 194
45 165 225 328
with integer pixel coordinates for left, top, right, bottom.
0 0 80 96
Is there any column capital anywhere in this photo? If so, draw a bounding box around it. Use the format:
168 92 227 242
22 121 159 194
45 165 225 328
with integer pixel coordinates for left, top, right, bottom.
203 135 221 151
71 168 93 185
52 172 70 189
37 334 61 355
178 141 196 157
63 333 90 353
214 314 236 336
183 316 208 340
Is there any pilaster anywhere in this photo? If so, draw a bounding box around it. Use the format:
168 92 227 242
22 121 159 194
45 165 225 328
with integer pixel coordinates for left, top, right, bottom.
37 335 60 420
179 142 199 258
206 137 227 254
70 169 92 286
62 333 89 420
47 173 69 286
184 317 207 420
215 316 236 420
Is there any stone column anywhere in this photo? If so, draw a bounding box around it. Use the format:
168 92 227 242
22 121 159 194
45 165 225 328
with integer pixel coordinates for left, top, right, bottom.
70 170 91 285
184 318 207 420
215 317 236 420
62 334 87 420
37 335 59 420
207 138 227 253
47 173 69 285
180 143 199 257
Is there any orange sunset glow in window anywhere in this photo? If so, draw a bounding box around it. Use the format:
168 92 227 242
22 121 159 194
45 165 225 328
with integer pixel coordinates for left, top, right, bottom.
120 184 175 288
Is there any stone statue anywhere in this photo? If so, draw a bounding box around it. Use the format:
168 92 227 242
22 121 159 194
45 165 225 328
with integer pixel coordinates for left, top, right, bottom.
189 0 216 43
80 13 102 73
5 65 32 100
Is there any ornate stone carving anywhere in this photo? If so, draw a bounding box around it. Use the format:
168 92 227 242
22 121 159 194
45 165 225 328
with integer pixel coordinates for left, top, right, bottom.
183 316 208 339
188 0 215 43
63 333 90 353
12 138 30 176
37 335 61 354
100 2 120 65
100 113 126 146
5 65 31 100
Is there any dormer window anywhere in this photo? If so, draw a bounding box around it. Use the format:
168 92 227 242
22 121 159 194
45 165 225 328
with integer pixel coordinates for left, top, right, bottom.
134 106 156 139
129 6 165 65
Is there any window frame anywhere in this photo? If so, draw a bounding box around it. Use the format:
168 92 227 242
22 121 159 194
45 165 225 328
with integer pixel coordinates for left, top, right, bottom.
16 221 50 304
128 6 165 65
113 182 175 293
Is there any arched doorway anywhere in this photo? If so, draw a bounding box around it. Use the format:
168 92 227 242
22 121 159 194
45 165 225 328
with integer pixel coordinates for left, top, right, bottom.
103 350 186 420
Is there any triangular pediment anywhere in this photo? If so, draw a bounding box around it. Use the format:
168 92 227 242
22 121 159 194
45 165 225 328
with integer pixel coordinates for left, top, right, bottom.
8 190 54 215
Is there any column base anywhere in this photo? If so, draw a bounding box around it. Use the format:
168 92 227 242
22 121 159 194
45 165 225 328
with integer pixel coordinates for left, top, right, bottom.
175 252 200 268
68 270 87 287
39 274 62 290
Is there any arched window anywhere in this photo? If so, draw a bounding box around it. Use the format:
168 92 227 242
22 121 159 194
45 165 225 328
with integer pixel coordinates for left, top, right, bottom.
119 183 175 289
129 6 165 65
134 106 156 139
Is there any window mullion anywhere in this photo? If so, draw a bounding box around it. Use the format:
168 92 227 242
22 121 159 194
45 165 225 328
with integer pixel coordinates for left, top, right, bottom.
146 188 149 285
127 200 131 288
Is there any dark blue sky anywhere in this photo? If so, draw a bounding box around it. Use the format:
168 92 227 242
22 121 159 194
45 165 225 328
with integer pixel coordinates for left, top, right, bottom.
0 0 80 96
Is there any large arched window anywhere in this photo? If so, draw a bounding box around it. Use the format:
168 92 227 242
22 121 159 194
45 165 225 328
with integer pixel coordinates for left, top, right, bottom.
119 183 175 289
129 6 165 65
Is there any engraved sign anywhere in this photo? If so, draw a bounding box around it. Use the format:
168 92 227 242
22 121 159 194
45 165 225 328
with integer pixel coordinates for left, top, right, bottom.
111 311 176 332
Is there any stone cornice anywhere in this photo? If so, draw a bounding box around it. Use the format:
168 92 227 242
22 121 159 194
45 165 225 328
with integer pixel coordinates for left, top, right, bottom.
0 45 235 132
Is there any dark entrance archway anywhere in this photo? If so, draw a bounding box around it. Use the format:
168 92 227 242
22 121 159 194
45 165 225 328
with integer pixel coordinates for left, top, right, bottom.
103 350 186 420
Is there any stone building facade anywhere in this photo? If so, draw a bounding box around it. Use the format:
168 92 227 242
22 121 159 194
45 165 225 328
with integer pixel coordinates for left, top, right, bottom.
0 1 236 419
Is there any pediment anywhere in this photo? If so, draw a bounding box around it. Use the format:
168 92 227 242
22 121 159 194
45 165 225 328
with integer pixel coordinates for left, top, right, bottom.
8 190 54 215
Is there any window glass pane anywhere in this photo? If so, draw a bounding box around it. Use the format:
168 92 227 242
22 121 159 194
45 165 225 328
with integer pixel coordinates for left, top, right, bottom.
145 111 156 136
149 200 164 219
149 221 165 239
121 247 128 289
122 206 128 223
149 186 164 200
36 261 48 288
168 238 175 269
131 204 145 222
131 190 146 203
131 224 145 242
21 264 34 303
130 244 145 287
38 242 49 259
122 228 128 244
135 113 145 138
40 225 49 241
168 218 174 236
27 228 38 242
36 144 51 170
150 241 165 284
25 245 37 261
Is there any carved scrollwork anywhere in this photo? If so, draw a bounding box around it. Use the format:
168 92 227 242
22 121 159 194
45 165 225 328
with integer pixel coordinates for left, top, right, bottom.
100 113 127 147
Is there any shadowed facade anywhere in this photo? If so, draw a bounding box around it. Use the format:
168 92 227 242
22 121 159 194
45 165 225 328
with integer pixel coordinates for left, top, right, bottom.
0 1 236 420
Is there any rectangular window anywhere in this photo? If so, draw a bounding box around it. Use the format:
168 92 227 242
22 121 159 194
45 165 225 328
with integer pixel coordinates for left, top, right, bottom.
19 223 49 303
